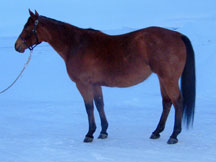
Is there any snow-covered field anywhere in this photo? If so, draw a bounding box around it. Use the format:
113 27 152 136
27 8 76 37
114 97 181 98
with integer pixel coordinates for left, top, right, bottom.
0 0 216 161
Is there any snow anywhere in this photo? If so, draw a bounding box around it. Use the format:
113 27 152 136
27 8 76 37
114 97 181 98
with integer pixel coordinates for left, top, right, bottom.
1 0 216 161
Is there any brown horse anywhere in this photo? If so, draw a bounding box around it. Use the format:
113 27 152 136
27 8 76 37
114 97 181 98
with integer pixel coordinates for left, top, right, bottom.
15 10 196 144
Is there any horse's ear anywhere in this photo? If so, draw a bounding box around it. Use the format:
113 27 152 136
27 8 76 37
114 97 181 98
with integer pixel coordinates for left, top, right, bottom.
29 9 38 20
29 9 35 18
35 10 39 17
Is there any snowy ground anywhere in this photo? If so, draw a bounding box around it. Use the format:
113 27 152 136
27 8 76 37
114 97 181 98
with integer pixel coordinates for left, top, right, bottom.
0 0 216 162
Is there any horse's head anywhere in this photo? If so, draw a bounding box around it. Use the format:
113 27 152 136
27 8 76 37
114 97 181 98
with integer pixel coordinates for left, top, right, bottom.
15 9 42 53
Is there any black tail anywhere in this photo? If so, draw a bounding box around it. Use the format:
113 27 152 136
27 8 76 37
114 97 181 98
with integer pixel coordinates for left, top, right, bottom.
181 36 196 128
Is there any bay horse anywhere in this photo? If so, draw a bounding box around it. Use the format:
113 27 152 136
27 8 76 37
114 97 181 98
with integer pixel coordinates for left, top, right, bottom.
15 10 196 144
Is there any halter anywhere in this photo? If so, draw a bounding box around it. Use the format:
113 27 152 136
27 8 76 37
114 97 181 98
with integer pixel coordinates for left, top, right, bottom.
19 19 40 51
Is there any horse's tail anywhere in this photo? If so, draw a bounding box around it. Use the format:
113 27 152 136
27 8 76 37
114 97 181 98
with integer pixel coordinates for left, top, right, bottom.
181 35 196 128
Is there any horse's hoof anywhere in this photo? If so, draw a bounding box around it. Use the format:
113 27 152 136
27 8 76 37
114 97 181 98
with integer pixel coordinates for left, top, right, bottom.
98 133 108 139
150 133 160 139
167 137 178 144
83 136 94 143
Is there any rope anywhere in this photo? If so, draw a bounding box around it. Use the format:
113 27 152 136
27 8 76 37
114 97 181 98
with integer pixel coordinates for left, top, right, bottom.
0 50 33 94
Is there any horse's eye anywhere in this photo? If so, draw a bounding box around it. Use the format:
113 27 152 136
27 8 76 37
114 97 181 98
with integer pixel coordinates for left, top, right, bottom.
24 28 29 32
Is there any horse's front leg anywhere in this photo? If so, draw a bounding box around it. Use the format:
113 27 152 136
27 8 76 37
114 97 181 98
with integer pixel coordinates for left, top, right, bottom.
76 82 96 143
93 86 108 139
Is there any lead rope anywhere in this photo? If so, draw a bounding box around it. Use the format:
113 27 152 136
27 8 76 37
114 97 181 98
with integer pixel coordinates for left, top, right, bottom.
0 50 33 94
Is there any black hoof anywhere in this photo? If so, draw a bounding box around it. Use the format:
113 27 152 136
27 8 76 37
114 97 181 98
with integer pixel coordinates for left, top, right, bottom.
150 133 160 139
83 136 94 143
98 133 108 139
167 137 178 144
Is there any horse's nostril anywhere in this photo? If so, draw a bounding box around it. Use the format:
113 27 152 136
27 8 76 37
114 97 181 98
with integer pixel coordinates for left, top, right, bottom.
15 43 17 50
15 43 20 52
15 43 22 52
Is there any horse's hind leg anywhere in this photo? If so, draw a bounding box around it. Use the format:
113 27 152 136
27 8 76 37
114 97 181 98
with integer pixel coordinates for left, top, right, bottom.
168 95 183 144
160 78 183 144
93 86 109 139
150 79 172 139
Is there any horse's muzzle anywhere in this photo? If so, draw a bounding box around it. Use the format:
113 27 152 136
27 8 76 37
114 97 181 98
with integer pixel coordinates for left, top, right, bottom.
15 43 25 53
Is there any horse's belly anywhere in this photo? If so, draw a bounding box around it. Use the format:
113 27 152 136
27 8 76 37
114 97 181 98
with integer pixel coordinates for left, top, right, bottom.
103 65 152 88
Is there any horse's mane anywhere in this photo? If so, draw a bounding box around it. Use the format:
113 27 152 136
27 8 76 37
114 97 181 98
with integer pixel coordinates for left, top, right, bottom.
40 16 102 34
40 16 73 27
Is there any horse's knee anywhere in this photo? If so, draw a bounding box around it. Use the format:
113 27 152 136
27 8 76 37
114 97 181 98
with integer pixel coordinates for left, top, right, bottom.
95 97 104 110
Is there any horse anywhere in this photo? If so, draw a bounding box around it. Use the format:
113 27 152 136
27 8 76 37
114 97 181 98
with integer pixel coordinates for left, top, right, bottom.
15 10 196 144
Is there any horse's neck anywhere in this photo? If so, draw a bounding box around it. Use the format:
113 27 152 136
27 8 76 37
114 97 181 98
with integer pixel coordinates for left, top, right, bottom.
40 17 83 60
